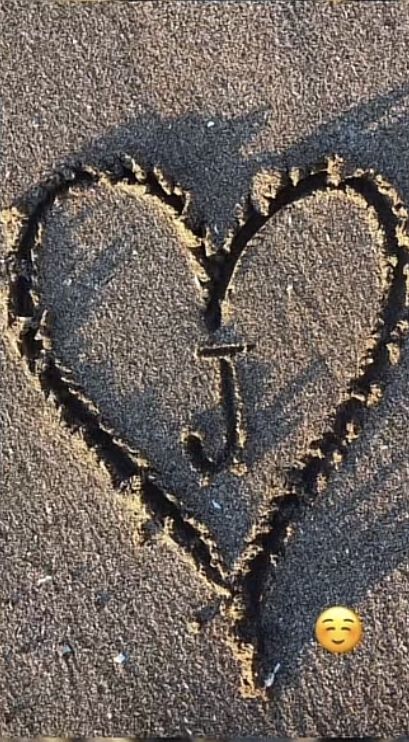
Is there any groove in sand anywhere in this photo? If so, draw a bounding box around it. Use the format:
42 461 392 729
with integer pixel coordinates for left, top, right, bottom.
4 156 409 695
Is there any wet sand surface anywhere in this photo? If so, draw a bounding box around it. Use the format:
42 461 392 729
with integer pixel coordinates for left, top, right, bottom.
0 0 409 735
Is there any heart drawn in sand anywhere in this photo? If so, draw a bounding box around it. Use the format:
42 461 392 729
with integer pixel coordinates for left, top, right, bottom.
5 155 409 693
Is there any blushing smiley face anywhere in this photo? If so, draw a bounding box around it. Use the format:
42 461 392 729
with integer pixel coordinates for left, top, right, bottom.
315 606 363 654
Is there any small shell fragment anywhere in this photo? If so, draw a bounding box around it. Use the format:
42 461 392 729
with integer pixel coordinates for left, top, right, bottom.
264 662 281 688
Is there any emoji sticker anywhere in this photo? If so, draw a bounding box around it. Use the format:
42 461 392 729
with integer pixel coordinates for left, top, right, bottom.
315 606 363 654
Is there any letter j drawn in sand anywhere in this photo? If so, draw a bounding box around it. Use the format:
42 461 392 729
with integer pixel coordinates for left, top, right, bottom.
183 342 255 477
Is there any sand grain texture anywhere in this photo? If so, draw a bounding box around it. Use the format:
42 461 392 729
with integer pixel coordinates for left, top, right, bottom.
1 0 409 735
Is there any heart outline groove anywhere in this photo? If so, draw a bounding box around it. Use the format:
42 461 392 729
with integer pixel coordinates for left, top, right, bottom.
4 155 409 695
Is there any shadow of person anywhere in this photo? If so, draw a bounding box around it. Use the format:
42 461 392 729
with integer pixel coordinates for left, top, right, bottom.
42 82 409 247
51 107 271 247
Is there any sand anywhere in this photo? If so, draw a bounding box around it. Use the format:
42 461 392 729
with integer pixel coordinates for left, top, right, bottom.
0 0 409 735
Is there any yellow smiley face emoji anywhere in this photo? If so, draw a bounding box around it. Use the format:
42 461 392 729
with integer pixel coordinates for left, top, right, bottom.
315 606 363 654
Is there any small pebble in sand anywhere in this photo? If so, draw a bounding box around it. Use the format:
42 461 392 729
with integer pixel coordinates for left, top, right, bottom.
264 662 281 688
61 643 74 658
114 651 129 666
212 500 222 510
